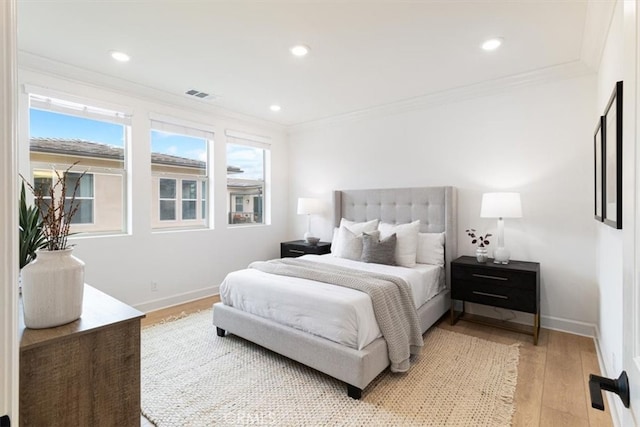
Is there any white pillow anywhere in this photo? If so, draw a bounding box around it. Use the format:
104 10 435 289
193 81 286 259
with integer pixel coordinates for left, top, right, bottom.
331 218 379 256
416 232 445 266
333 226 364 260
379 220 420 267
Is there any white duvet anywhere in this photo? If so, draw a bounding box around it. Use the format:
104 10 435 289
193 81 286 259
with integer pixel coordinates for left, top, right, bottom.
219 254 443 350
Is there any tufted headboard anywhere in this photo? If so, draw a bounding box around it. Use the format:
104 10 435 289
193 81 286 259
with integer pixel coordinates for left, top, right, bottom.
333 186 457 289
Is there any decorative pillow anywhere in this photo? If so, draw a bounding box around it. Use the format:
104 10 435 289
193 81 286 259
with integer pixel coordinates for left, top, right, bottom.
416 232 445 266
378 220 420 267
361 231 396 265
331 218 379 256
334 226 365 261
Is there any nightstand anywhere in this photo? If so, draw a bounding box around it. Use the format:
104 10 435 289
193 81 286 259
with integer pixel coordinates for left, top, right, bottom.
450 255 540 344
281 240 331 258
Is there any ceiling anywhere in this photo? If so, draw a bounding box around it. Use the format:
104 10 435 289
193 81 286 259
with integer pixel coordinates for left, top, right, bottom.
17 1 590 127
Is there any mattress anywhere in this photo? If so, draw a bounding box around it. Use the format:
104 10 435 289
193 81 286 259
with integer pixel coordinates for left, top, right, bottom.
219 254 443 350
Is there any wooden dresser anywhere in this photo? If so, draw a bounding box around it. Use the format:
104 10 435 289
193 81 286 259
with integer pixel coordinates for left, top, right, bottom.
19 285 145 426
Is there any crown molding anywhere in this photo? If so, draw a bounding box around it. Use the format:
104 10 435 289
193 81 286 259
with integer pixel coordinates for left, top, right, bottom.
17 51 286 133
18 51 595 137
289 60 594 134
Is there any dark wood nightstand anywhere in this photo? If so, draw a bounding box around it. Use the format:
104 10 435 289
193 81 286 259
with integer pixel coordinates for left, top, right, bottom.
450 255 541 344
281 240 332 258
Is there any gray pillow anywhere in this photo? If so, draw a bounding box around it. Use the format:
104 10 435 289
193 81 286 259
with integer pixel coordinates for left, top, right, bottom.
361 231 397 265
335 225 364 261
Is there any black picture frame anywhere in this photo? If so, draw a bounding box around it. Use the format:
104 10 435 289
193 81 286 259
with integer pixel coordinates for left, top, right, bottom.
594 116 604 221
603 80 623 229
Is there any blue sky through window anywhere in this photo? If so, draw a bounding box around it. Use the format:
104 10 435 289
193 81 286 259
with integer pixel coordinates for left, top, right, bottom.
31 109 209 161
227 144 264 180
30 109 125 147
151 130 207 162
31 108 265 179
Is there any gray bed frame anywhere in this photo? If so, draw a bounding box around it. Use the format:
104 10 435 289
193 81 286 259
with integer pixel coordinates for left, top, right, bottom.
213 186 457 399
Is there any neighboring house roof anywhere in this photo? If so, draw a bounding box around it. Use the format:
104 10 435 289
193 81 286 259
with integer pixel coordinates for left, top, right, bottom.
30 137 243 173
227 178 263 190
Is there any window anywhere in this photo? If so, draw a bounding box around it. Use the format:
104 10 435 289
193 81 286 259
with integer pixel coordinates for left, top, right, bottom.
33 171 94 224
150 116 213 230
226 130 270 225
235 196 243 213
28 91 130 234
182 180 197 220
159 178 177 221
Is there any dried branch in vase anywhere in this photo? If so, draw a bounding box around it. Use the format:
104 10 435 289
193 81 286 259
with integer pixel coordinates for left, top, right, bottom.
465 228 492 248
21 161 87 251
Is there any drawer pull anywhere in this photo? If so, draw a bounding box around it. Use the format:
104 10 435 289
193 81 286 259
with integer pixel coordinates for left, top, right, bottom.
289 249 305 254
472 291 508 299
472 273 508 281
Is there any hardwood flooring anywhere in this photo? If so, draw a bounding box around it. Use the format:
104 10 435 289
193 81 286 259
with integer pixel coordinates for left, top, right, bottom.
141 296 613 426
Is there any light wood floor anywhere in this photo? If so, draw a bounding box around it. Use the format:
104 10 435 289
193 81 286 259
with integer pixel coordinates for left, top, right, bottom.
141 296 613 427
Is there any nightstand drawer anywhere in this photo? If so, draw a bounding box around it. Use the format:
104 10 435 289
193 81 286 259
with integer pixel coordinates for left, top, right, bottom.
280 241 331 258
282 246 308 257
451 280 536 313
452 265 536 291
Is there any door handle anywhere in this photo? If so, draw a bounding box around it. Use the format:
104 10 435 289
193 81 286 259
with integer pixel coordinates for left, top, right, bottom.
588 371 630 410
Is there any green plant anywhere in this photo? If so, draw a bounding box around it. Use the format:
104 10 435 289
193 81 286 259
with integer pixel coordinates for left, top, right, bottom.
19 182 47 269
21 162 86 251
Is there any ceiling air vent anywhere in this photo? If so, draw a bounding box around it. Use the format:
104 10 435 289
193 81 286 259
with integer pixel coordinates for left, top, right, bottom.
185 89 215 100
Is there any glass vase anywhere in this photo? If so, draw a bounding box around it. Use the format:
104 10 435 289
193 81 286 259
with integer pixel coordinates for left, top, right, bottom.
475 247 488 263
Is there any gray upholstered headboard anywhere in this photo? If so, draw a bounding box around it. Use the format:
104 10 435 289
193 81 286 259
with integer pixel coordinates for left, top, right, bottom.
333 186 457 289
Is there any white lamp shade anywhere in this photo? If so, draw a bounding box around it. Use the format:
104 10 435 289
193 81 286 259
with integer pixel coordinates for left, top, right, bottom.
480 192 522 218
297 198 322 215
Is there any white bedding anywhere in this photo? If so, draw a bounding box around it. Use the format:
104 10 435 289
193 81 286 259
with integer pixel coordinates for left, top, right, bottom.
219 254 443 350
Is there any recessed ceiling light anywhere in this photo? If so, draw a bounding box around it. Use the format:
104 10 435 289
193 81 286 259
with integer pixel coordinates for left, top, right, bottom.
110 50 131 62
290 45 310 57
481 38 503 51
270 105 281 112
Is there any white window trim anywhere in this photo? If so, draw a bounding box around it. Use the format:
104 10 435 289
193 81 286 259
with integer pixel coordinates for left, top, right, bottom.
226 132 269 226
25 84 132 125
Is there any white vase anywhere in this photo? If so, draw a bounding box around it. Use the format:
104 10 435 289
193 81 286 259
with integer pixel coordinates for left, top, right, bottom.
21 248 85 329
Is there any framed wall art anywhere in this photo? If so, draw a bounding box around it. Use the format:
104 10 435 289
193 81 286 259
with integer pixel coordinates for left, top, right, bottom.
594 116 604 222
603 80 623 229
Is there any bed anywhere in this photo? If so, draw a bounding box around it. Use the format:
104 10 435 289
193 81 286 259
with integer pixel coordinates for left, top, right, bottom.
213 186 457 399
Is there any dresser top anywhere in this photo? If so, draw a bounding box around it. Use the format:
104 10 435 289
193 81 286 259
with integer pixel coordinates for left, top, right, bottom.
452 255 540 273
19 284 145 350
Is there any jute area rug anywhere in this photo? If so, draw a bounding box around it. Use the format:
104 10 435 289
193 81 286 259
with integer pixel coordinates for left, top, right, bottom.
141 310 519 426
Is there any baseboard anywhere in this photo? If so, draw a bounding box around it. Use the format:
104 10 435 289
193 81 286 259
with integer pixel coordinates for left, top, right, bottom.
463 303 597 337
539 314 597 337
593 326 623 427
133 285 220 313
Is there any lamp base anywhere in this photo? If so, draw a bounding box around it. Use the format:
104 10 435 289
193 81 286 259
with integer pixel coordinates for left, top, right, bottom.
493 247 511 264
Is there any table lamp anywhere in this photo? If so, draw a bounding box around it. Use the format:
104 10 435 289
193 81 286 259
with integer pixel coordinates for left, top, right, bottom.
480 192 522 264
297 198 322 244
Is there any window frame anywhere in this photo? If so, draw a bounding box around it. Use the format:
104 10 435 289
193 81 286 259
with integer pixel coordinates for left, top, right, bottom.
27 89 131 237
150 116 213 232
225 131 270 227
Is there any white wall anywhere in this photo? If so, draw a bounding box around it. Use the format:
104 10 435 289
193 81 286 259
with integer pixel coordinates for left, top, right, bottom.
594 0 624 384
289 74 598 333
18 69 290 311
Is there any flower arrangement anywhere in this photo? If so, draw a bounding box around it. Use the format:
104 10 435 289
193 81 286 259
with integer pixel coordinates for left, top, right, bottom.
21 162 87 251
466 229 492 248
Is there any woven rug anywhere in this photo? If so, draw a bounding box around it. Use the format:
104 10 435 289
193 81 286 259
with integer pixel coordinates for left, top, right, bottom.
141 310 519 426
